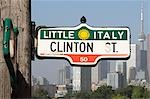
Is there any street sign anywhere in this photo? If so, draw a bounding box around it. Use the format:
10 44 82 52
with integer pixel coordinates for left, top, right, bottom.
37 23 130 65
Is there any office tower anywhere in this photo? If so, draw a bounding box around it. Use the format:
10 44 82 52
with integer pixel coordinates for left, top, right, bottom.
136 69 145 80
91 64 99 84
116 61 127 87
98 60 109 81
65 66 71 84
108 60 127 75
116 61 127 85
58 68 66 84
72 67 91 92
107 72 124 90
126 44 140 82
73 67 81 91
108 60 116 73
116 61 127 76
58 66 71 85
81 67 91 92
37 76 49 85
129 67 136 82
147 34 150 82
139 50 147 80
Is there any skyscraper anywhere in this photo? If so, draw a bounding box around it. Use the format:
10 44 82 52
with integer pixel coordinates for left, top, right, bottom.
58 66 71 85
108 60 116 73
139 50 147 79
136 69 145 80
98 60 109 81
72 67 91 92
91 64 99 84
37 76 49 85
147 34 150 82
116 61 127 77
107 72 124 90
116 61 126 74
126 44 140 82
65 66 71 84
107 60 127 87
58 68 66 84
81 67 91 92
116 61 127 86
129 67 136 81
73 67 81 91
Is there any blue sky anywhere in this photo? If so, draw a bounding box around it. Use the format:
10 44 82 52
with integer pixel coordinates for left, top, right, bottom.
31 0 150 84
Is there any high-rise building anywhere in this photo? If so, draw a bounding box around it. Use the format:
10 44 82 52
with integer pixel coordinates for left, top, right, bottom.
81 67 91 92
147 34 150 82
72 67 91 92
91 64 99 84
139 50 147 80
37 76 49 85
129 67 136 82
116 61 127 76
126 44 140 82
108 60 116 73
58 68 66 84
116 61 127 86
107 60 127 87
58 66 71 85
65 66 71 84
136 69 145 80
107 72 124 90
108 60 127 74
98 60 109 81
73 67 81 91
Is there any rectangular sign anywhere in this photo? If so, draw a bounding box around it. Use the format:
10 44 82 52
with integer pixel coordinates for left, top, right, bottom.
37 24 130 65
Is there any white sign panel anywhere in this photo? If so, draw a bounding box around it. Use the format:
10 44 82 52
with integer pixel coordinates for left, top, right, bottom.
37 23 130 65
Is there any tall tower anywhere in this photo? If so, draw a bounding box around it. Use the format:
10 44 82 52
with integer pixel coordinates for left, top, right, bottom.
137 1 148 82
138 2 146 50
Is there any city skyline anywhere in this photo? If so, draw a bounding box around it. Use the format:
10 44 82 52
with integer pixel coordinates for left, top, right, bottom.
32 0 150 84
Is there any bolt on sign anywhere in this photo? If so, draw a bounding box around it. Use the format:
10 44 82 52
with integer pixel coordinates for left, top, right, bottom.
37 20 130 66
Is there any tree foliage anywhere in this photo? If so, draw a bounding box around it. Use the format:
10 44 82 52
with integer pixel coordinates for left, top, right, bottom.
64 85 150 99
32 88 49 99
91 85 112 99
112 94 128 99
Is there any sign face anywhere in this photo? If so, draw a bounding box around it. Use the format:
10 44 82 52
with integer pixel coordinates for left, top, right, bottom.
37 23 130 65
